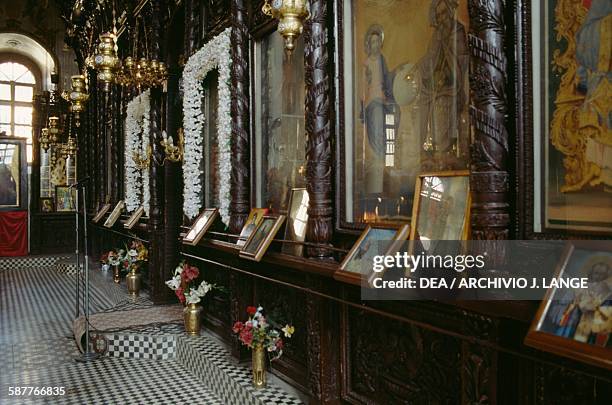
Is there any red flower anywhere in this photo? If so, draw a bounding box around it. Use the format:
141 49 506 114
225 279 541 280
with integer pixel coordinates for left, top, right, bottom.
176 287 185 304
239 327 253 346
275 339 284 350
246 306 257 316
232 321 243 333
181 265 200 283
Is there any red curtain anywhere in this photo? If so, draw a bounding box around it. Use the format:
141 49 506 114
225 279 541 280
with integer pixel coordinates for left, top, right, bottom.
0 211 28 257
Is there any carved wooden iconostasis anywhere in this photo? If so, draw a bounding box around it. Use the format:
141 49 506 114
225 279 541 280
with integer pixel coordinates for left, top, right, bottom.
60 0 612 403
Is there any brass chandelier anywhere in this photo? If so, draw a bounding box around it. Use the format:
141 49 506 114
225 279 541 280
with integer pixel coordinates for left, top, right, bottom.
262 0 310 53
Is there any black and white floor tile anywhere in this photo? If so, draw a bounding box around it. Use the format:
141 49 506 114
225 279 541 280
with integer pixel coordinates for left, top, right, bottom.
0 256 305 404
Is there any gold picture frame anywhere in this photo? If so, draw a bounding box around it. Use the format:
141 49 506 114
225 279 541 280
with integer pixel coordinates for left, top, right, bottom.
409 171 471 255
525 241 612 371
182 208 219 246
92 203 112 223
55 185 77 212
282 188 309 257
103 200 125 228
236 208 269 247
124 206 145 229
335 224 410 286
239 215 286 262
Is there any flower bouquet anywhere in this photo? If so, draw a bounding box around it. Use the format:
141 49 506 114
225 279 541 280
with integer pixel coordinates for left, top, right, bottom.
103 249 124 282
122 240 147 296
165 261 220 335
232 306 294 388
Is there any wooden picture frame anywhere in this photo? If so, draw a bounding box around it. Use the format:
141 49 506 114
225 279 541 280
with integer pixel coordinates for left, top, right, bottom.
40 197 54 213
103 200 125 228
239 215 286 262
236 208 269 247
282 188 309 257
182 208 219 246
124 206 145 229
409 171 471 254
55 185 77 212
525 241 612 370
335 224 410 286
514 0 612 239
0 136 27 211
334 0 472 232
92 203 112 223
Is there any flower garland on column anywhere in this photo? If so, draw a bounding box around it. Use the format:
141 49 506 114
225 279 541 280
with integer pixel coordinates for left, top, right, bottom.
182 28 232 224
124 90 151 215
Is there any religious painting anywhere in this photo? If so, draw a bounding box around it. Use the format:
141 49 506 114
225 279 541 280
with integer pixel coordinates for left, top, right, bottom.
103 200 125 228
240 215 286 262
526 241 612 370
92 203 111 223
54 185 76 212
237 208 269 248
340 0 470 228
409 171 470 254
533 0 612 233
254 32 306 213
183 208 219 246
124 206 145 230
336 224 410 285
282 188 309 257
0 140 20 208
40 197 54 213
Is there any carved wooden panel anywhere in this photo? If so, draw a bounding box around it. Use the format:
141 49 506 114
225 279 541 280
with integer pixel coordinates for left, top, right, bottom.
255 278 308 389
343 306 462 403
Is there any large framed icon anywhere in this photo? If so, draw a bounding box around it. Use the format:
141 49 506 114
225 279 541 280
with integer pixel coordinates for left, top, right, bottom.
0 136 27 211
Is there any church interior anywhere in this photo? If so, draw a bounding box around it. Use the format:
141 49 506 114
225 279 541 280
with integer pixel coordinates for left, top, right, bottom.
0 0 610 403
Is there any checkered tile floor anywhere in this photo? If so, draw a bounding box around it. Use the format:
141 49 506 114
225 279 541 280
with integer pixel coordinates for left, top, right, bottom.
0 256 306 404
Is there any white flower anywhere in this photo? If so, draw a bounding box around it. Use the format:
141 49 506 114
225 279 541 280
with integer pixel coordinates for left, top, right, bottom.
196 281 213 296
128 249 138 257
174 265 183 276
282 325 295 338
185 289 202 305
165 275 181 291
182 28 232 224
125 90 151 215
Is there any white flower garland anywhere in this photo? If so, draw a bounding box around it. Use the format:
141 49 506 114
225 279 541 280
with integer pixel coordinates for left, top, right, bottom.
124 90 151 215
182 28 232 224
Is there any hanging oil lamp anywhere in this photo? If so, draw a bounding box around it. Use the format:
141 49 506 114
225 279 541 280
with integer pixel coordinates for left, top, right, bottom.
94 33 120 92
262 0 310 54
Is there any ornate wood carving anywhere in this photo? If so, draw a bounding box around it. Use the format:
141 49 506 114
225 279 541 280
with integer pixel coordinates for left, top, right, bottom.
305 277 341 403
109 83 118 204
229 271 253 361
256 278 308 389
147 0 169 303
304 0 333 258
462 343 495 404
205 0 231 40
468 0 510 245
533 364 602 404
229 0 251 234
343 306 462 403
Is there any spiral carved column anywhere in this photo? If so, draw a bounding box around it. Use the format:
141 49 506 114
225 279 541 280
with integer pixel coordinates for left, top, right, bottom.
304 0 333 259
229 0 251 234
468 0 510 248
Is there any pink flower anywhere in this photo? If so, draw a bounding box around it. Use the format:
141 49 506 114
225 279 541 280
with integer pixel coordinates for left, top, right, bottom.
276 339 284 350
181 265 200 283
240 327 253 346
232 321 243 334
176 287 185 304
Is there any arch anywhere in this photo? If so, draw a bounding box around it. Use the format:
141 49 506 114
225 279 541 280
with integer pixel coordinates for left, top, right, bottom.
0 32 58 91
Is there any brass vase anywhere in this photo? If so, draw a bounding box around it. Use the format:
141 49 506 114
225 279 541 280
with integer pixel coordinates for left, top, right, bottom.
113 265 120 283
252 344 267 389
183 303 202 335
126 268 141 296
